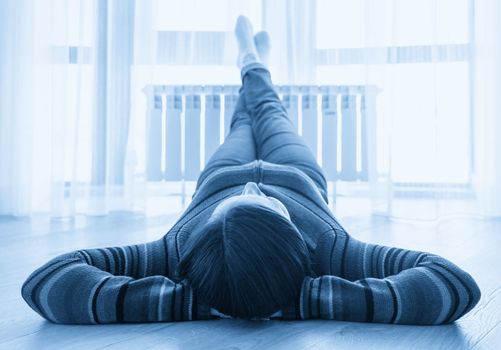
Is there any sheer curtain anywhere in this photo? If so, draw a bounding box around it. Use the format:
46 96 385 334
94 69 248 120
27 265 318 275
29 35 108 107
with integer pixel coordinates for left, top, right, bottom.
473 0 501 217
1 0 500 220
0 0 138 218
0 0 35 216
310 0 500 221
320 0 476 221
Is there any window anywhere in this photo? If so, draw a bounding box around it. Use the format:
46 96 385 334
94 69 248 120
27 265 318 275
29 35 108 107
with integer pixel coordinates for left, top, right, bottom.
135 0 473 185
316 0 472 184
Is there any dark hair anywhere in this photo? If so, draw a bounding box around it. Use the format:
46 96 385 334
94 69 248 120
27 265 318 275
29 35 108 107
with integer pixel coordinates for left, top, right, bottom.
176 203 312 319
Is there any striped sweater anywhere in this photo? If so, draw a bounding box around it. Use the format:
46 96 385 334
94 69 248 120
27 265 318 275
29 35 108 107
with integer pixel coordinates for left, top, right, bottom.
21 160 481 324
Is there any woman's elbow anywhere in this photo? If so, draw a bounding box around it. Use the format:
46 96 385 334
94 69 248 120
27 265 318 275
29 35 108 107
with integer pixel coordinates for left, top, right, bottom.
431 258 482 324
449 270 481 323
20 252 84 323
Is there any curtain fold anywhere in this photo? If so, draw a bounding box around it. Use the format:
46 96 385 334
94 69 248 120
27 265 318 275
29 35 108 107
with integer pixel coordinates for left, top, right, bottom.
0 0 141 218
0 0 35 216
472 0 501 217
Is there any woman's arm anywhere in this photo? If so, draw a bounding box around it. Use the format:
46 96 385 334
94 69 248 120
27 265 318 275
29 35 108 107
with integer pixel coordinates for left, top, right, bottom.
21 239 211 324
288 230 481 325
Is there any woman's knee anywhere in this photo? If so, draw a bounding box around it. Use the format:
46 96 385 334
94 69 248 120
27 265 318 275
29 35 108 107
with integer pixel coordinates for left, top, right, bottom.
230 111 252 130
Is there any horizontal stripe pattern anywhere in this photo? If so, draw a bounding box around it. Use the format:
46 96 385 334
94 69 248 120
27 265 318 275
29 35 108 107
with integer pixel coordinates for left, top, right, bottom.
21 239 210 324
297 232 481 324
22 230 481 325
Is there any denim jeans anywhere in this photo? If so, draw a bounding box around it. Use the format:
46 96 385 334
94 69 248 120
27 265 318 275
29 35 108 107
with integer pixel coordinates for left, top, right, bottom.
196 63 328 198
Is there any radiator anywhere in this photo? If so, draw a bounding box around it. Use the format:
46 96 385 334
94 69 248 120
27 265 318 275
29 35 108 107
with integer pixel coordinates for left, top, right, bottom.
143 85 379 183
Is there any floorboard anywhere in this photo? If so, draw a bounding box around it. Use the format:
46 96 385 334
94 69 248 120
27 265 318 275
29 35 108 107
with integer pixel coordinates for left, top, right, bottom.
0 211 499 350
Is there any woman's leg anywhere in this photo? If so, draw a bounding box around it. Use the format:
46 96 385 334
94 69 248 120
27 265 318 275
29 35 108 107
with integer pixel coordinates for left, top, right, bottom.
234 17 328 200
195 93 257 190
241 63 328 200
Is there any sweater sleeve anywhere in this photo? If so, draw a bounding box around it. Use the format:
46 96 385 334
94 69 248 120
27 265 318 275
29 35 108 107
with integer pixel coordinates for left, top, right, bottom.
291 230 481 325
21 239 211 324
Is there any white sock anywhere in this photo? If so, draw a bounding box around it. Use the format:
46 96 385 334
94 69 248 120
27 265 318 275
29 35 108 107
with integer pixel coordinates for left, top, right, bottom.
235 15 260 69
254 31 270 67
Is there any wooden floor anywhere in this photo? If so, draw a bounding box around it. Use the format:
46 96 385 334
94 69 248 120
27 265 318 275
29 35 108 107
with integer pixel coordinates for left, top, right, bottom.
1 210 500 350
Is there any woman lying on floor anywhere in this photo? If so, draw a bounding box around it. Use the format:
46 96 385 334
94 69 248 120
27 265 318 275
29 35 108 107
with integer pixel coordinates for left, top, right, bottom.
22 16 480 325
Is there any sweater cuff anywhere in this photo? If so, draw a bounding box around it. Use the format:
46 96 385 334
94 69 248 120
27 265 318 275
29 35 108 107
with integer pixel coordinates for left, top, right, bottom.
298 276 314 319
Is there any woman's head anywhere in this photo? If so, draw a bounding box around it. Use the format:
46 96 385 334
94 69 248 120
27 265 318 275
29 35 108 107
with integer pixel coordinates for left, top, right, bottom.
176 182 312 319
